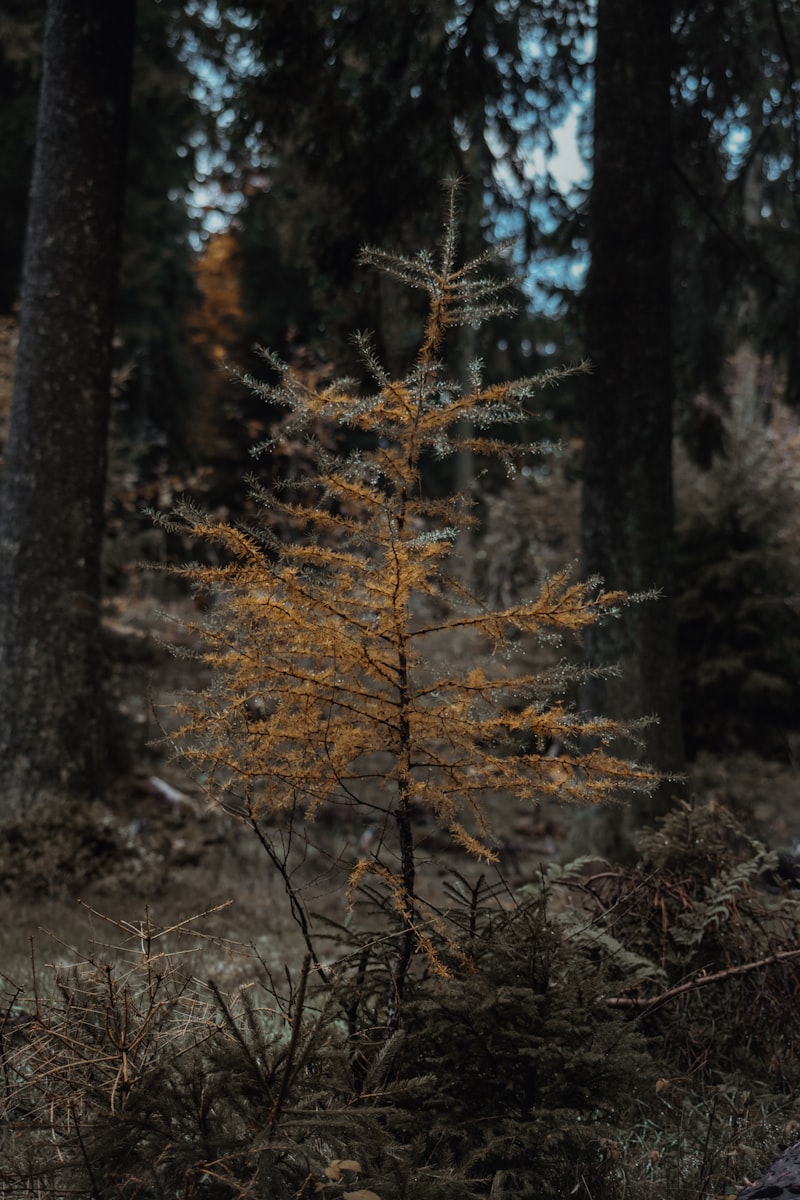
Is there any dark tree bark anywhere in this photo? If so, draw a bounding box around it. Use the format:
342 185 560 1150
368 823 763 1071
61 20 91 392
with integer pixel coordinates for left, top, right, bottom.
0 0 136 813
581 0 686 844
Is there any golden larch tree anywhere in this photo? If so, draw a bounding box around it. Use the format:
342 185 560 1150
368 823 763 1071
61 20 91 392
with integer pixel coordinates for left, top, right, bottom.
157 191 658 1019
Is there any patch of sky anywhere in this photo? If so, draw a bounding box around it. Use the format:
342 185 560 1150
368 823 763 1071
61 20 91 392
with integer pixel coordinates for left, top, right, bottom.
181 3 259 246
723 123 752 175
489 97 591 315
674 69 764 184
483 16 595 316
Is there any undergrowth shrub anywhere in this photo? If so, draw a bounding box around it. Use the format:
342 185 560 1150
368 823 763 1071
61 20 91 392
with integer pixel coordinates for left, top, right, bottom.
0 877 653 1200
0 794 122 895
6 806 800 1198
394 872 653 1199
0 911 418 1200
586 800 800 1087
573 799 800 1196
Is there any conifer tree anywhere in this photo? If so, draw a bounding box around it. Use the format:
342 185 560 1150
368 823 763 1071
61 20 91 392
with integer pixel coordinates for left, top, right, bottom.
159 191 657 1017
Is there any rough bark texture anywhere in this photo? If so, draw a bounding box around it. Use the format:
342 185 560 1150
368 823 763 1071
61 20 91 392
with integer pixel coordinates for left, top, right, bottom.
0 0 135 814
581 0 686 844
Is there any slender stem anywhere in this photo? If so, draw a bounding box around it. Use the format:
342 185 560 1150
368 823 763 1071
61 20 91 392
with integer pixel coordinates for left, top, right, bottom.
387 645 416 1033
242 791 331 990
70 1101 104 1200
386 478 417 1032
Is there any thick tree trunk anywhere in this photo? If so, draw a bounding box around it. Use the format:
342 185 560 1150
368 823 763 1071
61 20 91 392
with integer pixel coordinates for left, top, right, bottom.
0 1 135 814
581 0 685 845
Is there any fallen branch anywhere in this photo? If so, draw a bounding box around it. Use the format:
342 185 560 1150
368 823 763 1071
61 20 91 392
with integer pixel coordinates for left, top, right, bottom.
607 945 800 1013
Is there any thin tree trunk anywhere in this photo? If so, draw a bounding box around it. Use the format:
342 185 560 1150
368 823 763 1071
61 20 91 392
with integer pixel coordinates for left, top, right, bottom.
581 0 685 849
0 0 136 814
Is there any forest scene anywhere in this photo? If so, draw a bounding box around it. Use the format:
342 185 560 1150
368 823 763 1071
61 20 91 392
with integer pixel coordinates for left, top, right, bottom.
1 2 800 1197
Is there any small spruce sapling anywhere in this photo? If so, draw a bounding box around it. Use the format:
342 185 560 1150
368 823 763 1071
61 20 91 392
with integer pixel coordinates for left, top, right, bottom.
156 189 657 1021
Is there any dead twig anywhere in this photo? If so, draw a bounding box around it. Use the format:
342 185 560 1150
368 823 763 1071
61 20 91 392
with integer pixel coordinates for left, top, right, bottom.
607 944 800 1014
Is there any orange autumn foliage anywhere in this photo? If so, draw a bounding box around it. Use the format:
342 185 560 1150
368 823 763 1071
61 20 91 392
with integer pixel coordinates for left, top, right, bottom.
187 229 245 365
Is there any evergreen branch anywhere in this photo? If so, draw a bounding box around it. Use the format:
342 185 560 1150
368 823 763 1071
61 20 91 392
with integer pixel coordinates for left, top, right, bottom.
269 954 311 1133
208 979 271 1095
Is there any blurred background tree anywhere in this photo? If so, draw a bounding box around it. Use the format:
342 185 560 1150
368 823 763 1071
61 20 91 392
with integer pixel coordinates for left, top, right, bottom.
580 0 684 850
0 0 136 814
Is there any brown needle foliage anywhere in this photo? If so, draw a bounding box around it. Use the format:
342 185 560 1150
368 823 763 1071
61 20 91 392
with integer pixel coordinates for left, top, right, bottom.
154 188 658 1013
